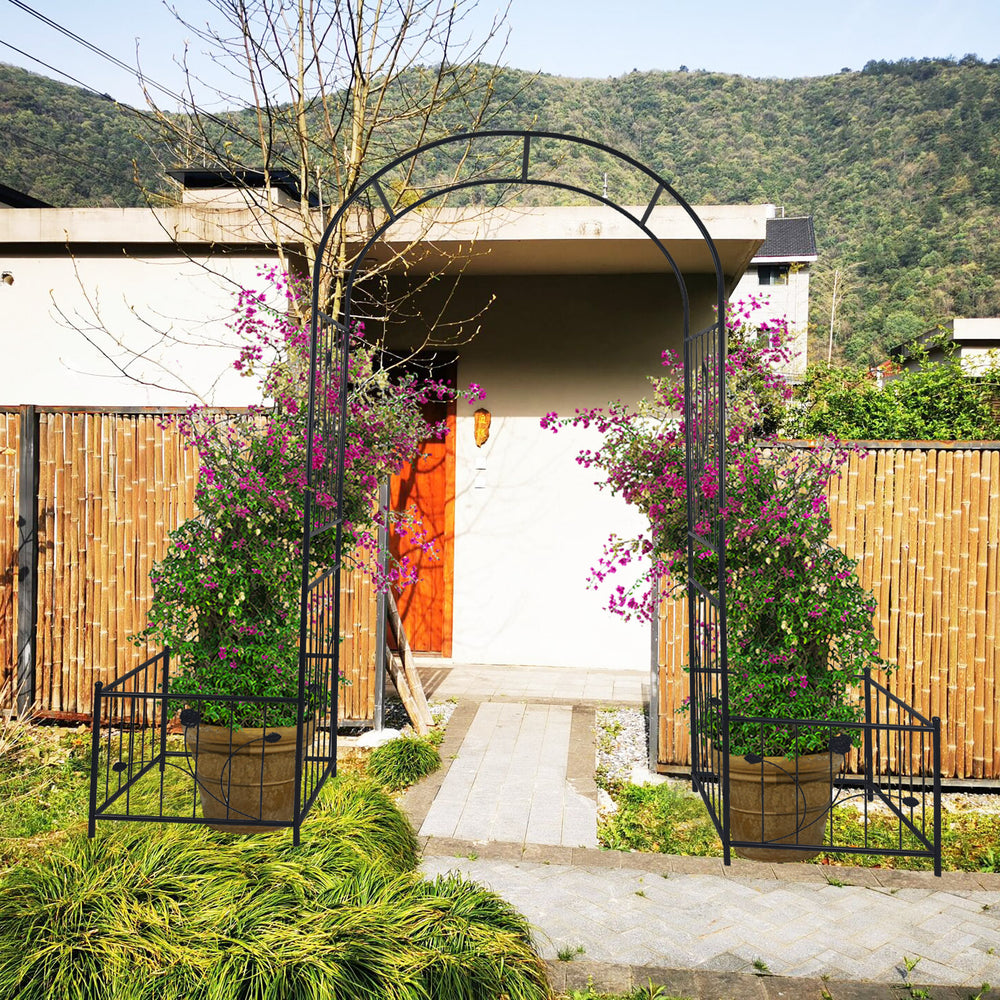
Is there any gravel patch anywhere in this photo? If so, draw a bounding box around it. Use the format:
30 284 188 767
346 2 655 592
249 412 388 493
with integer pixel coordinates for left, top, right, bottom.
383 697 456 733
595 706 652 787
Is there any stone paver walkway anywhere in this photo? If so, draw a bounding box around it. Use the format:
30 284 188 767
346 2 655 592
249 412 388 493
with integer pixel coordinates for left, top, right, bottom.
420 855 1000 986
419 702 598 847
417 661 646 705
401 662 1000 998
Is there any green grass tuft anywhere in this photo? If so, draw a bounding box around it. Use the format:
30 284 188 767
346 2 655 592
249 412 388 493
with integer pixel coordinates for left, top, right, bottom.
367 735 442 792
598 782 723 857
0 769 548 1000
598 774 1000 874
0 723 93 859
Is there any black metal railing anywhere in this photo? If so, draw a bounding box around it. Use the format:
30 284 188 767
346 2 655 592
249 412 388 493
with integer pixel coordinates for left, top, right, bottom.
684 315 730 860
88 648 334 837
692 669 942 874
89 130 732 843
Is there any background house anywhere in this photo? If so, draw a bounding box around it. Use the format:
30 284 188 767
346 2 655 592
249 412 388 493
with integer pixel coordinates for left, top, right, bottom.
0 182 52 209
891 317 1000 375
729 212 817 379
0 178 289 407
376 205 768 669
1 177 770 673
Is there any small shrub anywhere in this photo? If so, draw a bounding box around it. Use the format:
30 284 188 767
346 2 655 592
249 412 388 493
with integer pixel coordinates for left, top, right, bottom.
367 736 442 792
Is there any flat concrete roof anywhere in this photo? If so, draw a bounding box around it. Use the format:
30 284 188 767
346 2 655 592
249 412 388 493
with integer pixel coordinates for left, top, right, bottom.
0 202 768 280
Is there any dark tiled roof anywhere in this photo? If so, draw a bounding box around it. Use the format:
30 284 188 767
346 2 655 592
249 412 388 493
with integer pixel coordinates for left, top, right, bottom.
166 167 320 208
755 216 817 259
0 182 52 208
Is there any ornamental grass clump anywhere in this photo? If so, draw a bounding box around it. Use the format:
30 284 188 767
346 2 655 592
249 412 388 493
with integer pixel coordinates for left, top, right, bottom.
543 297 892 757
0 774 551 1000
367 735 442 791
134 270 484 728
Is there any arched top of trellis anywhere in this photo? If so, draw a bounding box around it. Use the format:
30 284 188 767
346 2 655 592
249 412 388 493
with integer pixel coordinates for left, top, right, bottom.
308 129 726 327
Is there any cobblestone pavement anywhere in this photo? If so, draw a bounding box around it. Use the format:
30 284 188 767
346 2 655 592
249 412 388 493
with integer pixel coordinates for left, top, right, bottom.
420 853 1000 986
403 662 1000 998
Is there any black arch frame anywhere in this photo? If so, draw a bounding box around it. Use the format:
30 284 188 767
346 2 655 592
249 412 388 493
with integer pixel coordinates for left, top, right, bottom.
297 130 730 851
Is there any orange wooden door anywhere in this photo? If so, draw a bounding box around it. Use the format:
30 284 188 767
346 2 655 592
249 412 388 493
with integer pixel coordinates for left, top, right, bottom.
389 397 455 655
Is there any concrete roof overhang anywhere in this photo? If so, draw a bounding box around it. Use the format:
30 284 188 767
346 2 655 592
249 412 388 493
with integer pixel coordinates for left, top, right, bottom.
371 205 768 288
0 203 769 289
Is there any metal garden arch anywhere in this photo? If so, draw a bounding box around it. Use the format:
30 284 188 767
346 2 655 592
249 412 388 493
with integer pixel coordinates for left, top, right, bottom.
86 132 940 864
298 130 732 851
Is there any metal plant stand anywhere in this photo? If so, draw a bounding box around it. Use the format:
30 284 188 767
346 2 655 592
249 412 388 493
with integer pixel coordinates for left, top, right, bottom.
88 131 725 840
88 130 725 839
88 130 940 867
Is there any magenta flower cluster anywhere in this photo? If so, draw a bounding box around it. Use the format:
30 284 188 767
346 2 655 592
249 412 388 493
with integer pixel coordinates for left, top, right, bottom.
135 268 483 726
543 296 891 755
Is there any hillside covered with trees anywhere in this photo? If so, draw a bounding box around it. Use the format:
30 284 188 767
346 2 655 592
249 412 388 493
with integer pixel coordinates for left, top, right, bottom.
2 55 999 364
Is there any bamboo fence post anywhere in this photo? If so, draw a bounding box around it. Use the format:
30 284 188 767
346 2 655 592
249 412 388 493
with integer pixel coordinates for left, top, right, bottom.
50 413 68 713
909 450 925 717
941 452 962 775
984 448 1000 777
904 450 922 712
955 451 972 776
930 450 947 727
0 413 19 709
972 451 989 777
917 448 937 725
872 449 892 660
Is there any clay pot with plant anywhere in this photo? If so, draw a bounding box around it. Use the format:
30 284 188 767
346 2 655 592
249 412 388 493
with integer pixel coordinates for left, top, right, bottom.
135 271 482 830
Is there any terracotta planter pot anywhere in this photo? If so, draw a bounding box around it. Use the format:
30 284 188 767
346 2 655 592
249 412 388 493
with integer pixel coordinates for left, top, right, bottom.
720 749 845 862
185 722 307 833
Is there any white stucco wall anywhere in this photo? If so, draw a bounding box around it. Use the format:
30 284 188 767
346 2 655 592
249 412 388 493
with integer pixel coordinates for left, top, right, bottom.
730 264 811 378
390 272 716 670
2 199 757 672
0 251 278 406
952 318 1000 375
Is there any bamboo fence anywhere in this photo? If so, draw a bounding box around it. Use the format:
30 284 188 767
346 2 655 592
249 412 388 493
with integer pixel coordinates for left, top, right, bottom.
2 408 380 724
0 411 18 706
7 414 998 767
657 442 1000 780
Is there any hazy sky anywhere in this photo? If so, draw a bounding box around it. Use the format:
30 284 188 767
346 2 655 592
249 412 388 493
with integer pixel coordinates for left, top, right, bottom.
2 0 999 109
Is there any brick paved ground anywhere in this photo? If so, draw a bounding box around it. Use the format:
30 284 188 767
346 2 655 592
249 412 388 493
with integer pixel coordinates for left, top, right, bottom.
402 662 1000 998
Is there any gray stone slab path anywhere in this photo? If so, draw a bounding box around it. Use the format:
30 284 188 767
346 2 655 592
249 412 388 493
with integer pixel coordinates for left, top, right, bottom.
419 702 597 847
403 662 1000 998
416 660 646 705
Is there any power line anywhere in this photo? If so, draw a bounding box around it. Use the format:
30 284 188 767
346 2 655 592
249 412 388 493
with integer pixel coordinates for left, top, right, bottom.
0 37 114 99
7 0 192 108
0 37 194 194
4 0 298 171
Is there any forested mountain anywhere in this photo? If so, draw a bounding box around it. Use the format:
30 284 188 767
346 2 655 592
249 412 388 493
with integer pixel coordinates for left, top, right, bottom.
3 56 999 364
0 64 161 206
